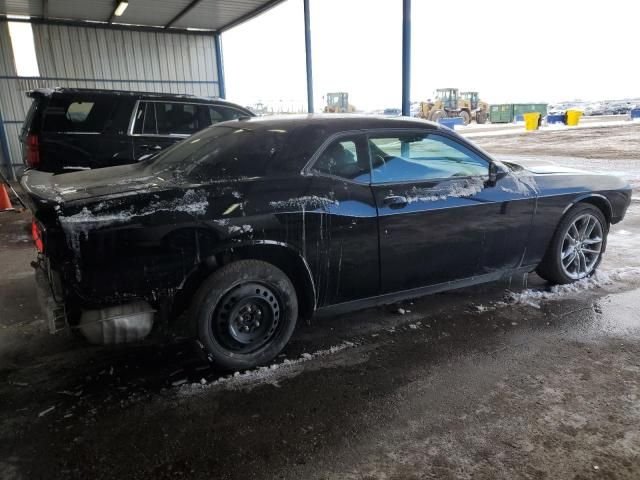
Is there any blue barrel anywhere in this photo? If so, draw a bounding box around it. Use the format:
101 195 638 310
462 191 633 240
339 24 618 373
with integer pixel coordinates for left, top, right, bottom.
438 117 464 129
514 115 524 122
631 108 640 119
547 114 565 124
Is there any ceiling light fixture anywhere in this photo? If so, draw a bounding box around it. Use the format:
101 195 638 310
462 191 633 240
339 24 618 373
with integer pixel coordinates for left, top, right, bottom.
114 1 129 17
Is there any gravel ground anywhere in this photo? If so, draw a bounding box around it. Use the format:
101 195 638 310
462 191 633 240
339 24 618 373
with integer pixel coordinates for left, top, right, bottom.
1 124 640 479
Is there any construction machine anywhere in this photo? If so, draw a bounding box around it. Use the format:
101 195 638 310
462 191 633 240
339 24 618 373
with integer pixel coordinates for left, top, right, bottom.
417 88 488 124
460 91 489 124
324 92 356 113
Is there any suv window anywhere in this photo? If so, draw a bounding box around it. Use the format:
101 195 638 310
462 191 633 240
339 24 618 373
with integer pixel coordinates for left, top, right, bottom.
42 96 112 133
132 101 211 136
368 133 488 184
312 137 370 183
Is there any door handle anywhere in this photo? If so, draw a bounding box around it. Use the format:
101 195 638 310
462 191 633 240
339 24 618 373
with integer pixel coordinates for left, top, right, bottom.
383 195 408 209
141 144 162 151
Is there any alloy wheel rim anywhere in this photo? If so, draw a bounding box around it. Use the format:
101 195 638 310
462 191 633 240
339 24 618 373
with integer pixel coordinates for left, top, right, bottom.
560 213 604 280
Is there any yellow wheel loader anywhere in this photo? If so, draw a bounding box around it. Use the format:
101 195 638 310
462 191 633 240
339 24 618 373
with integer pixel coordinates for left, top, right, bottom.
417 88 488 125
324 92 356 113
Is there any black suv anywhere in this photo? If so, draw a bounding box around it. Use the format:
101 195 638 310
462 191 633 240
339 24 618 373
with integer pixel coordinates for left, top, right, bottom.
19 88 253 173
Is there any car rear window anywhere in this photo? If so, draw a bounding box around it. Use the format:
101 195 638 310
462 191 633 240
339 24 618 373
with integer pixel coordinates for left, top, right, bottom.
146 124 290 181
42 96 113 133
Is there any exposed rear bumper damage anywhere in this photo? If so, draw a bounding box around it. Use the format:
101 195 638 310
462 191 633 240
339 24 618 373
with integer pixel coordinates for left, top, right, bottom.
33 255 156 343
33 256 67 334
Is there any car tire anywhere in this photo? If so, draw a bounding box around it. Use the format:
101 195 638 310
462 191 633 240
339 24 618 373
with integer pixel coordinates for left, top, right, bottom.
536 203 608 285
429 109 446 122
190 260 298 370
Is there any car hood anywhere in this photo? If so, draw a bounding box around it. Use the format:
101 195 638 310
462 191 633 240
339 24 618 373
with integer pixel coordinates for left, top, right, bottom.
502 158 591 175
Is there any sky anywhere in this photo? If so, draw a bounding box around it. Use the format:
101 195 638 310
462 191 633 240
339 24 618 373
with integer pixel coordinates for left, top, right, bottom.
223 0 640 111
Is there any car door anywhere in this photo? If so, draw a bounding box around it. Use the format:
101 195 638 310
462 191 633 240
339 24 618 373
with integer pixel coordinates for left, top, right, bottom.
368 129 535 293
300 133 380 307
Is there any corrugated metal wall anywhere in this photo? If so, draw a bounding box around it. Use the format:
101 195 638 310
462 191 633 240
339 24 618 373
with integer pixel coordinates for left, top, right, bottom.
0 21 219 179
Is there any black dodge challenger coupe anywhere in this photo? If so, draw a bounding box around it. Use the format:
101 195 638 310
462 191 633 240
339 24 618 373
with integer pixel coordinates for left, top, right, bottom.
21 115 632 369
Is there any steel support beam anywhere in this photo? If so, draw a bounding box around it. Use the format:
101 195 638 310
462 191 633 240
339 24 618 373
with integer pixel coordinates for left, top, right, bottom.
303 0 314 113
164 0 203 29
214 32 226 99
0 110 14 181
107 1 119 24
401 0 411 117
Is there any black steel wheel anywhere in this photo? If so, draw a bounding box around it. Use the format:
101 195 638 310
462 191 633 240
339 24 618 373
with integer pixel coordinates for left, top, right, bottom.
537 203 608 285
190 260 298 370
214 282 282 353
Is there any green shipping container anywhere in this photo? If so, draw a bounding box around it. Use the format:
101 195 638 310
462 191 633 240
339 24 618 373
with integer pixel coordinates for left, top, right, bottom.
513 103 548 117
489 103 548 123
489 104 514 123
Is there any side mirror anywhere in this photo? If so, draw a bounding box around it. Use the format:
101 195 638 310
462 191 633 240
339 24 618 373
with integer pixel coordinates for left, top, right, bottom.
488 161 508 185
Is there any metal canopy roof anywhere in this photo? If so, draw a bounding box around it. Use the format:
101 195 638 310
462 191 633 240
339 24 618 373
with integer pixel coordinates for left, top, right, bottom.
0 0 285 32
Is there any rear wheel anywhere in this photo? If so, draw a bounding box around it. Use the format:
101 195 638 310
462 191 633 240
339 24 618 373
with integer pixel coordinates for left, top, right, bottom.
459 110 471 125
191 260 298 370
429 109 446 122
536 204 607 284
476 110 487 124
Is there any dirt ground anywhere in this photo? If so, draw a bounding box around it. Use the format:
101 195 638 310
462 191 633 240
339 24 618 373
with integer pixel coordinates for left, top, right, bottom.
470 122 640 160
1 124 640 479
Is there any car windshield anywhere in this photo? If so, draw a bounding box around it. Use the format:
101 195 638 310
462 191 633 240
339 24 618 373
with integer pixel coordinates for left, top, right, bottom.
146 123 288 182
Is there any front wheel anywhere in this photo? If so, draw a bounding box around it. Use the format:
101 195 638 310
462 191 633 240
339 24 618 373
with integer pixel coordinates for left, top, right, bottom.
190 260 298 370
536 204 608 284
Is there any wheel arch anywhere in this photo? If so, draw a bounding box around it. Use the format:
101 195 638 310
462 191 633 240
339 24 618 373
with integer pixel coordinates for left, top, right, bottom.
174 240 316 321
563 193 613 225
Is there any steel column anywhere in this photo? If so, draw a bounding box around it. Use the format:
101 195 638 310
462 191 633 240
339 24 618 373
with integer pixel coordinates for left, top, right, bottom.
0 110 13 180
401 0 411 117
214 32 226 99
303 0 314 113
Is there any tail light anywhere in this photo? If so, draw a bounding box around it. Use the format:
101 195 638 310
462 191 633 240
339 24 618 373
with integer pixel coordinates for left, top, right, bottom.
26 133 40 168
31 218 44 253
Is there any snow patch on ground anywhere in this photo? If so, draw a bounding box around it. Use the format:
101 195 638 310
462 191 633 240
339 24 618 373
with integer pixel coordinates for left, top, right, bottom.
180 341 356 394
508 267 640 308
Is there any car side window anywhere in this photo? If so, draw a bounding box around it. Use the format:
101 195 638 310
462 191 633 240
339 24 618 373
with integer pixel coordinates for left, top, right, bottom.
132 102 210 136
312 137 370 183
369 132 489 184
132 102 157 135
155 102 199 135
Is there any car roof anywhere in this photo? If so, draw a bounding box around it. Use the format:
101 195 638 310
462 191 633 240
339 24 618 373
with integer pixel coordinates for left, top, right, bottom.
227 114 443 134
26 87 249 109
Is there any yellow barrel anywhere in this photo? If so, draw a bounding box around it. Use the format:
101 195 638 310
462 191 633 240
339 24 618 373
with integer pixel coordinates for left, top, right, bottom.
523 112 541 131
566 109 583 126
